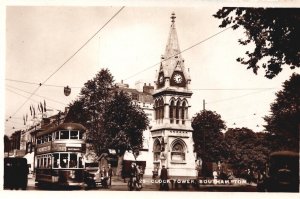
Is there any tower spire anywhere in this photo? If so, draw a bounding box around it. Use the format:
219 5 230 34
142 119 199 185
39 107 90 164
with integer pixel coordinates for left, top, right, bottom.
156 12 191 83
165 12 180 59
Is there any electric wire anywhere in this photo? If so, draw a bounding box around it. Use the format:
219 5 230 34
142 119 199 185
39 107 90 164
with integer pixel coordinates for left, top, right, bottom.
6 84 68 105
5 6 125 122
6 88 59 110
5 78 82 88
124 24 234 81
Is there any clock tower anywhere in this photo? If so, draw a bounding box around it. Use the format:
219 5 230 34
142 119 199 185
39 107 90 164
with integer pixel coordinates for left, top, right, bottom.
151 12 196 177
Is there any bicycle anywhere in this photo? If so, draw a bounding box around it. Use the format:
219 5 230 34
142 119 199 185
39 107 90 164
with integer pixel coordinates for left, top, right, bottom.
127 176 142 191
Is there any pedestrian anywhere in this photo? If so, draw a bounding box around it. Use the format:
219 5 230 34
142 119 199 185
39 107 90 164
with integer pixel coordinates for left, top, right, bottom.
100 166 108 188
213 170 218 179
129 162 138 190
108 164 113 186
160 165 169 191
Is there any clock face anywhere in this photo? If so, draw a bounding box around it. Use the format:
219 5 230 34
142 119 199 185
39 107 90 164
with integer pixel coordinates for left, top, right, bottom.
173 73 183 84
158 74 164 84
159 75 164 83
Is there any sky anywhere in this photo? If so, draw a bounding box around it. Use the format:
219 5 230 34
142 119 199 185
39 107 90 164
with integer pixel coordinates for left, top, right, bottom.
2 1 300 136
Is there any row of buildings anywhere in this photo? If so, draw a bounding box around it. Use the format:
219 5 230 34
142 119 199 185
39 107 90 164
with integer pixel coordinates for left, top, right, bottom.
5 13 199 178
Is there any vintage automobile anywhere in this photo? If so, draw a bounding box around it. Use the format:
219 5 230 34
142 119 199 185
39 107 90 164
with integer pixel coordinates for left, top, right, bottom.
84 163 109 189
263 151 299 192
4 157 29 190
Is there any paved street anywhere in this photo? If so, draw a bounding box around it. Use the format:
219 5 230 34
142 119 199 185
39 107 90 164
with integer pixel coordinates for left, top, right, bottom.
22 175 257 192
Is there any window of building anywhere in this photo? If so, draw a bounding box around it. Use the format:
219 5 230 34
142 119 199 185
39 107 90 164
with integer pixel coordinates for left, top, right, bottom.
153 140 161 162
169 100 174 124
171 140 186 162
175 101 180 124
182 101 186 125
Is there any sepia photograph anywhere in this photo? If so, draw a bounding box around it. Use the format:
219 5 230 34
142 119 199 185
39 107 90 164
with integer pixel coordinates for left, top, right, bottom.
1 0 299 195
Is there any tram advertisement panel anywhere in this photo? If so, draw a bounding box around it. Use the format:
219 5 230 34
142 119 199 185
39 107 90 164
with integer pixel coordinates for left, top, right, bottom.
36 143 84 155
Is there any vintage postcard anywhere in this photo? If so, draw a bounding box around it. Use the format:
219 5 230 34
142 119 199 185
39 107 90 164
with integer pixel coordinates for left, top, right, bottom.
1 1 299 198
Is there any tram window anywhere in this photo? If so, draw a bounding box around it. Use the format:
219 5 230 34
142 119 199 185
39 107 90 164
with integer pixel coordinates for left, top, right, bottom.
60 153 68 168
37 158 40 168
48 134 52 142
70 131 79 139
43 135 47 143
55 131 59 140
53 153 59 168
79 132 84 139
60 130 69 139
48 156 52 168
79 157 83 168
69 153 77 168
44 156 47 168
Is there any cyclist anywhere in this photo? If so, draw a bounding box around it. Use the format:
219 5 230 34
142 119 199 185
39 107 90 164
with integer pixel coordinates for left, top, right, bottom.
128 162 137 191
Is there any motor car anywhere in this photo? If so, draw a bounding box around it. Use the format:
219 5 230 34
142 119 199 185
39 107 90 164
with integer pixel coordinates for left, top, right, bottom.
263 151 299 192
84 163 109 189
4 157 28 190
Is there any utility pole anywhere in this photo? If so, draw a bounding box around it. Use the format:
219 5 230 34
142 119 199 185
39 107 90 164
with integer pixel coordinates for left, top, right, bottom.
203 99 206 110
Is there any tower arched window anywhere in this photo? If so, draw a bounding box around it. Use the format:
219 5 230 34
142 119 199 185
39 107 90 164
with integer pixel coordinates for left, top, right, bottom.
169 100 175 124
159 99 164 120
154 100 159 120
175 101 180 124
153 139 161 162
171 139 186 162
182 101 186 125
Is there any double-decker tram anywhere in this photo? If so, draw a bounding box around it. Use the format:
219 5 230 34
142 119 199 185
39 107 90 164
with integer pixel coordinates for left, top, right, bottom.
35 123 86 187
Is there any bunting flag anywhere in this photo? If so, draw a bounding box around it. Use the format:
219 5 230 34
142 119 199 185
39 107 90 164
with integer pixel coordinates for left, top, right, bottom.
40 102 44 113
30 105 32 116
38 103 41 112
33 106 36 118
44 100 47 112
23 115 25 125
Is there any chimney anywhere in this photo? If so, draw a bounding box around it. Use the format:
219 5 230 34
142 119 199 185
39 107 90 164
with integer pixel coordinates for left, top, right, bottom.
143 83 154 94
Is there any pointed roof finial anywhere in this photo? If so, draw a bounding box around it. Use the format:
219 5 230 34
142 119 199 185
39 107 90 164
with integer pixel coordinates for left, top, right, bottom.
171 12 176 23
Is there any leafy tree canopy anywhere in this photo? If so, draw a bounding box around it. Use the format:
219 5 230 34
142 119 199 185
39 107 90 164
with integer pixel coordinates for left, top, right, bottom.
192 110 227 163
264 73 300 151
225 128 270 172
214 8 300 79
103 91 149 156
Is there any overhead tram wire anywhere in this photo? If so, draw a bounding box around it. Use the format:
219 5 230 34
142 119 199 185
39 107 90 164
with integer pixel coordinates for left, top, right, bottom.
123 24 235 81
191 87 277 91
6 85 68 105
5 6 125 121
206 88 276 104
6 78 278 91
6 88 60 110
5 78 82 89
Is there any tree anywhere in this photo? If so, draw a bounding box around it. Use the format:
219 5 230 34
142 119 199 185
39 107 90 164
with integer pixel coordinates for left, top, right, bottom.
224 128 270 175
214 8 300 79
264 73 300 151
103 91 149 176
64 98 88 124
66 69 149 176
66 69 114 156
192 110 227 176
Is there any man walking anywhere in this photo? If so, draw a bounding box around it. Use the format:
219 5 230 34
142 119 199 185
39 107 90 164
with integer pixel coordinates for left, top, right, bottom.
160 165 169 191
108 164 113 186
